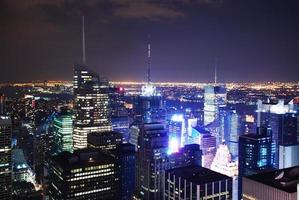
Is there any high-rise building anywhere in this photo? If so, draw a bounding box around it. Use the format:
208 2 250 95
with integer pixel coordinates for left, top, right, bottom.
53 110 73 154
191 127 216 168
109 85 130 142
167 144 202 169
238 128 273 199
256 99 298 168
109 144 136 200
164 166 233 200
136 122 168 200
222 108 241 159
133 39 165 125
211 143 238 177
12 149 35 184
242 166 299 200
87 131 122 151
204 85 226 125
73 65 112 149
73 16 112 149
279 144 299 169
48 149 120 200
168 114 185 152
0 116 12 200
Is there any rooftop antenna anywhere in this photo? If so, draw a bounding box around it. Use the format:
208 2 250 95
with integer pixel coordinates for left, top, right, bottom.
214 57 218 85
147 35 151 84
82 16 86 65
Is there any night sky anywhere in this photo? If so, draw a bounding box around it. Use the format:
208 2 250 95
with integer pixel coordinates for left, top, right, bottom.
1 0 299 83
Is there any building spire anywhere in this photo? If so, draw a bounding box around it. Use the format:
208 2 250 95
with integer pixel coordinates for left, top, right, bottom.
214 57 218 85
82 16 86 65
147 35 151 84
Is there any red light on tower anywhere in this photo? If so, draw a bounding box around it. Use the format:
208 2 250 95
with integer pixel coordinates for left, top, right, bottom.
119 87 124 92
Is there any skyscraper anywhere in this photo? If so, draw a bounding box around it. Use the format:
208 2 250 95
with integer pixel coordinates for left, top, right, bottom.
164 166 233 200
53 109 73 154
243 166 299 200
73 17 112 149
168 114 185 152
48 149 120 200
222 108 241 159
109 143 136 200
73 65 112 149
87 131 122 151
0 116 12 200
192 127 216 168
204 85 227 125
136 122 168 200
238 127 273 198
256 99 298 168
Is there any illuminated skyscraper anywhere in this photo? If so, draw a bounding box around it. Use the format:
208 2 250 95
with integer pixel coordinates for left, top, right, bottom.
133 37 165 124
222 108 241 159
191 127 216 168
256 99 298 168
53 110 73 154
73 66 112 149
204 85 226 125
73 17 112 149
87 131 122 151
0 116 12 200
168 114 185 152
164 166 233 200
136 122 168 200
211 143 238 177
48 149 120 200
238 128 273 199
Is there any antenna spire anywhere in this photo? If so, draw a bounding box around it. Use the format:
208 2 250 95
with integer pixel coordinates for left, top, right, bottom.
82 16 86 65
147 35 151 84
214 58 218 85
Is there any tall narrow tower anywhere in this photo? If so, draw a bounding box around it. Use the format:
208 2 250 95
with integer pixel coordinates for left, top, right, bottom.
82 16 86 65
147 38 151 84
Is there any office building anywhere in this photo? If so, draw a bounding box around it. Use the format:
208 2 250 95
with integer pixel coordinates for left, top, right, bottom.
211 143 238 177
12 149 36 184
168 114 185 152
0 116 12 200
48 149 120 200
238 128 273 199
73 65 112 149
87 131 122 151
222 108 241 159
109 144 135 200
164 166 233 200
279 144 299 169
109 85 130 142
53 110 73 154
243 166 299 200
136 122 168 200
204 85 226 125
167 144 202 169
193 127 216 169
256 99 298 168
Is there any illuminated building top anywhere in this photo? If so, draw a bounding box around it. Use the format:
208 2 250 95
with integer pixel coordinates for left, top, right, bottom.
256 99 297 114
211 143 238 177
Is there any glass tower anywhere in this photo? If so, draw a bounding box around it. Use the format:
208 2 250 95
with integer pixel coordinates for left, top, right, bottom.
73 65 112 149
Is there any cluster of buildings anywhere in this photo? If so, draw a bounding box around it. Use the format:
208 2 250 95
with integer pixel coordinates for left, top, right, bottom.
1 18 299 200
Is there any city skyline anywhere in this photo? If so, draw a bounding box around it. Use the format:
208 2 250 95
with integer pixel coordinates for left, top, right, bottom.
1 0 299 83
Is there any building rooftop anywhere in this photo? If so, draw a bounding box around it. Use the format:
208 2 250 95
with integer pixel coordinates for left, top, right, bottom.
51 148 115 169
166 166 231 185
246 165 299 193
